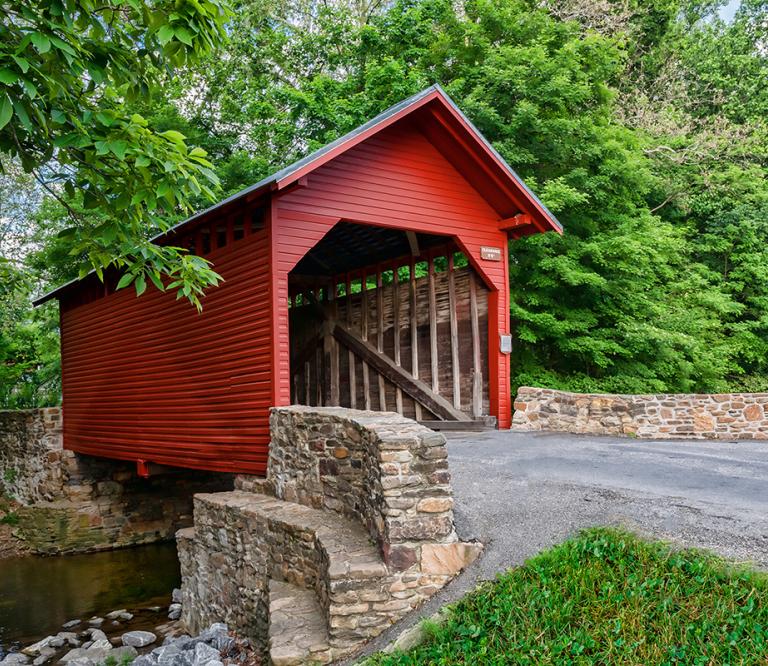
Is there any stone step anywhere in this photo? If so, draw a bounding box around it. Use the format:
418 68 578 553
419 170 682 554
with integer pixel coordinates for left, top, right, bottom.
194 491 387 585
268 579 331 666
190 491 392 658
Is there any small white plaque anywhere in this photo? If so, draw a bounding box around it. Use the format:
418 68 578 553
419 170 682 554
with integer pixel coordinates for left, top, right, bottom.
480 246 502 261
500 334 513 354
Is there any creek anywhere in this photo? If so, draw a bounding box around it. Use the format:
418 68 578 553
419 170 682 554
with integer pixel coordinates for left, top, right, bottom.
0 542 180 652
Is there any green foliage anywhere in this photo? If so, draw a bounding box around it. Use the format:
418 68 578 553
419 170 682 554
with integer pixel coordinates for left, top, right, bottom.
366 528 768 665
0 0 230 308
4 0 768 404
166 0 768 395
0 261 60 408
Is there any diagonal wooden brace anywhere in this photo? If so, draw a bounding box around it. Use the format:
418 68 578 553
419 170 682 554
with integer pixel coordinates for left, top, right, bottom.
332 320 470 421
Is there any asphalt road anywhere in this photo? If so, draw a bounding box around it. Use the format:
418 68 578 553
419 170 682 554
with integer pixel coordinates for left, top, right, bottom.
353 430 768 659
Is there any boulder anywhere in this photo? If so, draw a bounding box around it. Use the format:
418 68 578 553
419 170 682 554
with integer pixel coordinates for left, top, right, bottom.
55 635 78 649
58 647 110 664
107 646 138 662
121 631 157 648
191 643 220 666
167 604 181 621
21 638 54 657
131 657 156 666
130 657 156 666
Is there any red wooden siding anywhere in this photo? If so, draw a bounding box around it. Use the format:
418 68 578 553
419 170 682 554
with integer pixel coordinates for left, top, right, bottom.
271 121 513 426
59 226 273 475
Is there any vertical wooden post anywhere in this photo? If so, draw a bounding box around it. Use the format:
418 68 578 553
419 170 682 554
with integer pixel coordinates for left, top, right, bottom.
304 361 310 405
469 270 483 418
428 255 439 394
361 272 371 410
327 279 340 406
376 267 387 410
346 274 356 409
448 253 461 410
315 346 323 406
392 263 403 415
410 259 422 420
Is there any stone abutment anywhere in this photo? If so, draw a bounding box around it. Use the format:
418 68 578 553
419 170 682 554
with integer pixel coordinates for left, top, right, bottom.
177 406 482 664
0 408 232 555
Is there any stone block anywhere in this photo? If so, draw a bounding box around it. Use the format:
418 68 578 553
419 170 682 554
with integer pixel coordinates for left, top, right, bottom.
382 544 418 571
416 498 453 513
421 542 483 575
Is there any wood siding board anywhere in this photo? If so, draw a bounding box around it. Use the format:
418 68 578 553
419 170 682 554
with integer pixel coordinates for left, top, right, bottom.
60 226 272 475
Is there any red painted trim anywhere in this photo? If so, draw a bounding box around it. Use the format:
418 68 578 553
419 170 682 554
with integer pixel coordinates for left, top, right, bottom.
499 213 533 231
428 94 561 236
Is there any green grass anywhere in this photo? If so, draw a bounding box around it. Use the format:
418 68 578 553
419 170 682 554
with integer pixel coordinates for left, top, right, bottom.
368 529 768 665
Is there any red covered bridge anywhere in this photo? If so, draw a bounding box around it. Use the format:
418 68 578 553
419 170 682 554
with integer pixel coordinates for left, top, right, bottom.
36 85 561 476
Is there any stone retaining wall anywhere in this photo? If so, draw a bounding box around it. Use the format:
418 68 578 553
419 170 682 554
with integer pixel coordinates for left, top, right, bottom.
512 387 768 439
265 407 456 569
180 407 482 661
0 408 231 554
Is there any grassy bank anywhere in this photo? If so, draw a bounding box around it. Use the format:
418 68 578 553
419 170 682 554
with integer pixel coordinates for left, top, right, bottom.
368 529 768 665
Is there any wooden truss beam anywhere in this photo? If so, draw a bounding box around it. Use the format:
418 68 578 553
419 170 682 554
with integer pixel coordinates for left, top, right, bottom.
332 320 470 422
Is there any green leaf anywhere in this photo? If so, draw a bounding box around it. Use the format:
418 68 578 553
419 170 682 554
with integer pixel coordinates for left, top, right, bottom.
49 36 76 56
135 275 147 296
11 99 31 130
116 273 135 290
148 272 165 291
0 95 13 131
135 155 151 167
174 27 194 46
157 24 175 45
21 78 37 98
30 32 52 54
95 112 114 127
11 56 30 73
0 69 19 85
160 129 186 143
108 140 129 160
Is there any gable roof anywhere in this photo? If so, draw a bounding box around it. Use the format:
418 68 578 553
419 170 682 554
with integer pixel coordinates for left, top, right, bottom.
35 84 561 305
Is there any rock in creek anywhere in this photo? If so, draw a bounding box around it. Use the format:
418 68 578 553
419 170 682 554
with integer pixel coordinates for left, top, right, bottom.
59 644 137 666
61 621 80 631
105 610 134 622
190 643 219 666
31 647 56 666
136 623 229 666
121 631 157 648
167 604 181 621
21 637 54 657
0 654 30 665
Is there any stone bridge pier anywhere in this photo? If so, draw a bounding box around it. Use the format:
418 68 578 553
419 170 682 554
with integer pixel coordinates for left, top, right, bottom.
177 406 482 665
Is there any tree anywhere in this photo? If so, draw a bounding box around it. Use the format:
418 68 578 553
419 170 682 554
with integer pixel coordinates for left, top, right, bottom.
0 0 230 307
